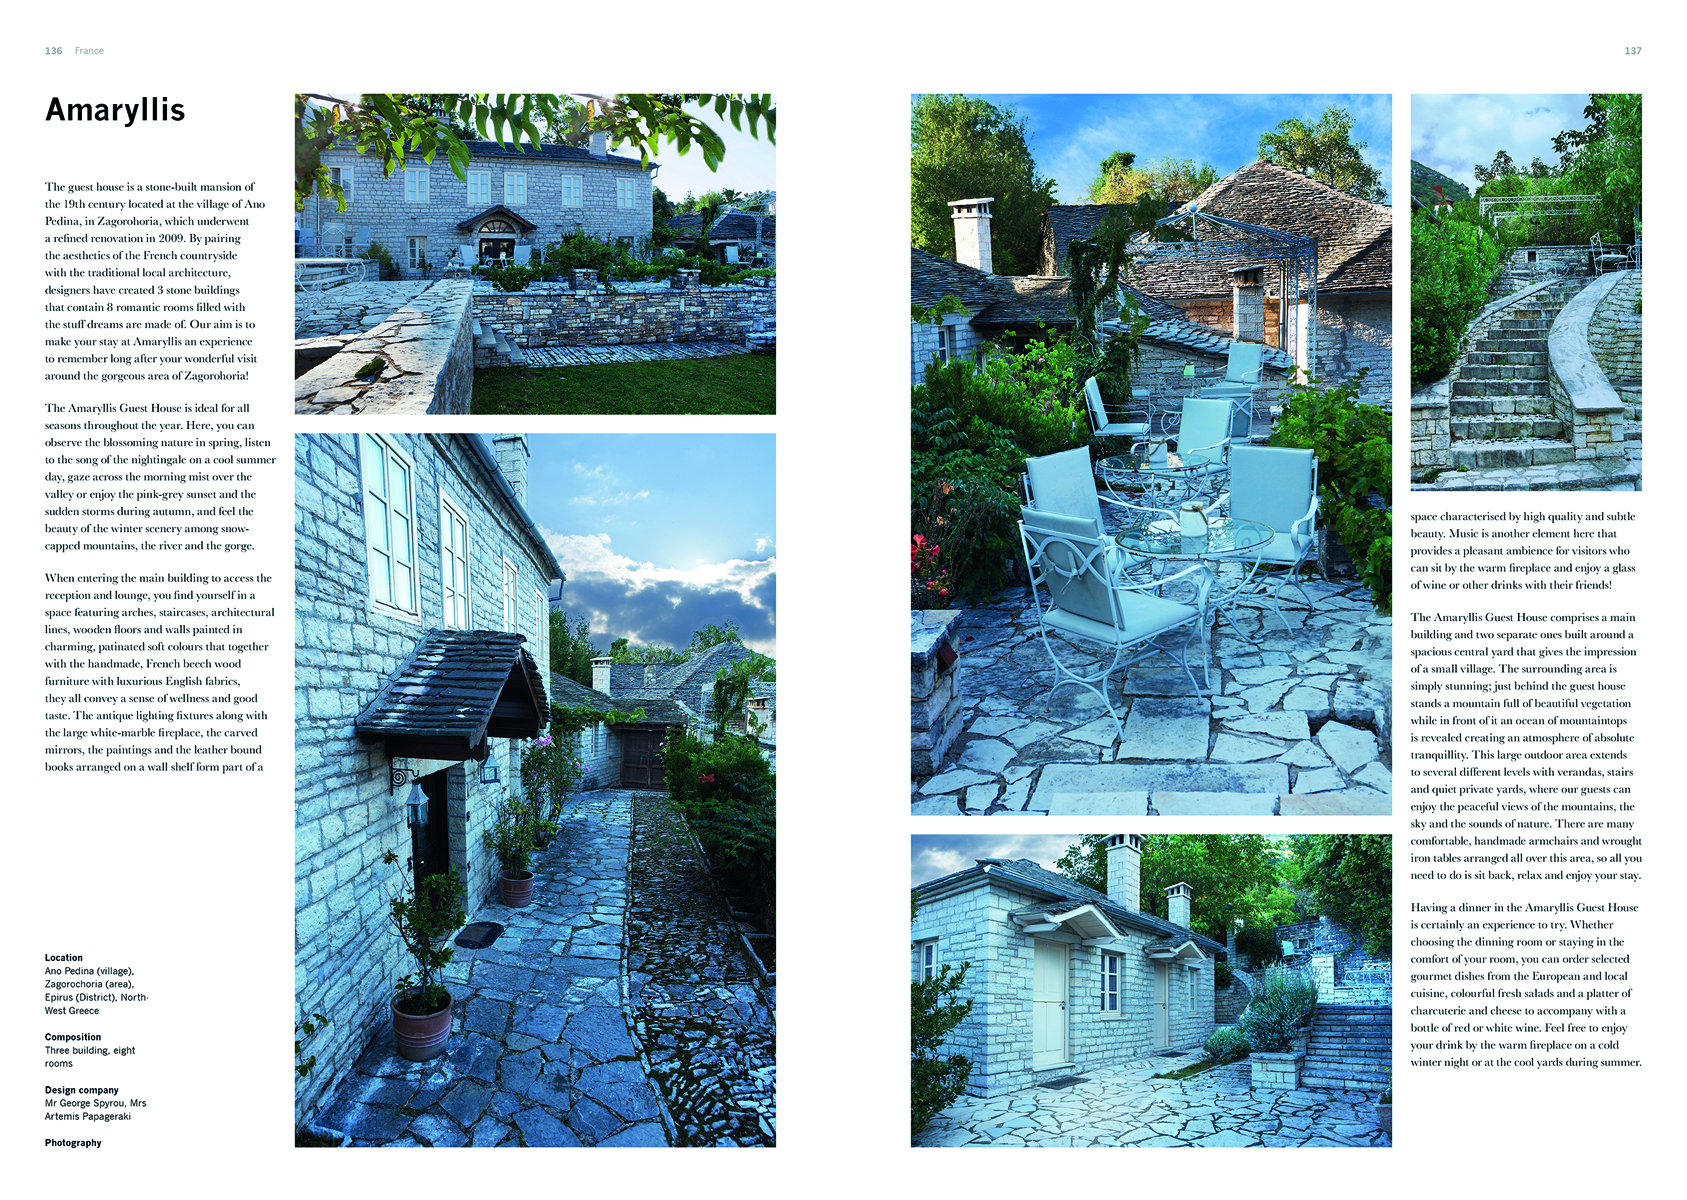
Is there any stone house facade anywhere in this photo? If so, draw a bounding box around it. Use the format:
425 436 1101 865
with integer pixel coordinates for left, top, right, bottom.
294 432 561 1126
912 837 1221 1098
298 134 656 276
1042 161 1394 404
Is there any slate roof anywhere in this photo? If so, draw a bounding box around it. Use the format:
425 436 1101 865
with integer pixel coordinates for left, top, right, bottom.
548 671 685 727
912 245 1192 335
1127 161 1393 300
915 856 1226 955
355 631 547 749
548 672 614 709
456 204 539 232
1106 315 1297 373
1040 204 1131 276
669 212 775 242
455 139 651 169
910 246 1011 309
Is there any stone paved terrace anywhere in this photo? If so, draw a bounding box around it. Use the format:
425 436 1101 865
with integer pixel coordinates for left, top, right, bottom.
913 572 1391 817
311 789 773 1146
914 1053 1389 1147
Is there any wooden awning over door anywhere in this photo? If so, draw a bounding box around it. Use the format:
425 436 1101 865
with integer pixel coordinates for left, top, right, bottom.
355 630 548 762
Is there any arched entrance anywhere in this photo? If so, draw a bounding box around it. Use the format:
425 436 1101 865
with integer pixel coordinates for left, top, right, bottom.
478 218 517 263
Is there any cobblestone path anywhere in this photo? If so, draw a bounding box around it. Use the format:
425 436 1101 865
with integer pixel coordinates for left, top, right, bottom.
915 1055 1389 1148
916 568 1391 817
626 791 777 1147
314 792 667 1146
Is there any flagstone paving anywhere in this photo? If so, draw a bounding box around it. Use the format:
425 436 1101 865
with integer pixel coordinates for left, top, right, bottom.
313 789 772 1147
913 569 1391 817
914 1054 1390 1148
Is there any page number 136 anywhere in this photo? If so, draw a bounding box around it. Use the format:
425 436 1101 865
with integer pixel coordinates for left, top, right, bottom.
1624 45 1641 54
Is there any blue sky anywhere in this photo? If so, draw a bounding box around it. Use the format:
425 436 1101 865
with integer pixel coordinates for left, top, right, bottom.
1412 94 1593 192
974 94 1393 205
911 835 1080 888
521 434 775 657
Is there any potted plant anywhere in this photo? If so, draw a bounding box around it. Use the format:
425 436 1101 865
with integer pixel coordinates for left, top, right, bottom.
382 851 465 1062
1376 1068 1392 1134
483 795 537 907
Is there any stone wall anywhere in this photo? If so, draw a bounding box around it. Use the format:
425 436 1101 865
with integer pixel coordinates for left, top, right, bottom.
304 146 653 280
911 313 990 386
912 880 1215 1099
912 611 966 775
296 281 477 416
1167 294 1390 405
1547 272 1627 461
1589 270 1642 383
474 274 775 360
1491 245 1588 297
1134 341 1291 433
294 433 554 1127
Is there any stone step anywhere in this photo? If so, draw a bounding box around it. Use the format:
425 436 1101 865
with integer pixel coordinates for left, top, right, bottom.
1301 1070 1391 1088
1467 350 1546 366
1451 417 1564 441
1452 379 1551 398
1459 364 1548 382
1417 457 1642 492
1473 337 1547 354
1452 439 1577 470
1449 396 1556 417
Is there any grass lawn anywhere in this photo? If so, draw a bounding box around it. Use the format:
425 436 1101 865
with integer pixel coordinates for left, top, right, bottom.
471 353 775 415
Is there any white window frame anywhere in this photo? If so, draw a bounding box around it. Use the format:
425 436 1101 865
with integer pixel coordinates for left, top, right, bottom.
467 169 491 206
560 175 583 207
439 492 471 630
504 172 527 206
1186 966 1197 1010
408 236 427 270
360 434 419 618
936 324 955 363
405 167 429 203
533 586 547 654
616 178 636 208
329 165 353 206
502 557 518 633
1099 952 1121 1016
915 939 938 982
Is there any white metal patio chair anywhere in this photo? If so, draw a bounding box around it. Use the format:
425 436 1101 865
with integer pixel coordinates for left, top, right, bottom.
1023 447 1178 577
1020 508 1212 743
1590 234 1628 275
1207 445 1319 631
1197 342 1264 439
1083 375 1154 442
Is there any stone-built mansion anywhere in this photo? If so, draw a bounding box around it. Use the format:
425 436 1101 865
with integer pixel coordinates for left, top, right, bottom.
297 132 656 275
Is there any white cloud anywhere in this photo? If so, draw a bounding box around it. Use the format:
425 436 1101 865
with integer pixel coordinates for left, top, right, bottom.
544 529 775 612
568 490 649 506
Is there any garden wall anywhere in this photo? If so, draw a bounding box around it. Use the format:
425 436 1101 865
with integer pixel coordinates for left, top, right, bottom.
473 270 774 363
295 280 476 416
1589 270 1642 383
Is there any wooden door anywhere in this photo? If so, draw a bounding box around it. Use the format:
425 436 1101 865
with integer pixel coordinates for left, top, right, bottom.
1032 940 1068 1070
1153 962 1170 1048
621 729 668 790
411 769 451 883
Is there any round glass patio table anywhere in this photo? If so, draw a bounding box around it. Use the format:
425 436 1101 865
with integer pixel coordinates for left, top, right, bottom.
1115 516 1273 644
1097 447 1226 506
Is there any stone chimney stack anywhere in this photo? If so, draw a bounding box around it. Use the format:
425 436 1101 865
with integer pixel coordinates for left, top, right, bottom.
492 434 530 506
949 198 995 274
1166 882 1193 929
589 131 608 160
1105 834 1143 911
1230 265 1265 343
592 655 647 697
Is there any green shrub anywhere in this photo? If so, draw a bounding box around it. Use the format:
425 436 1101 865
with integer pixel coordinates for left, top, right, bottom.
1411 208 1504 381
1270 369 1392 613
1234 924 1285 967
1238 966 1319 1052
1215 958 1234 990
912 962 974 1135
664 731 775 925
1204 1026 1249 1064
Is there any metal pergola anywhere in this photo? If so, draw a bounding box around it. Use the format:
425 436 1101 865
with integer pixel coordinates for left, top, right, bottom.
1478 194 1601 222
1135 206 1320 379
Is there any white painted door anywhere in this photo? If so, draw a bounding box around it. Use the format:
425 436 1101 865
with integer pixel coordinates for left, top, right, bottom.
1153 962 1170 1048
1032 940 1067 1069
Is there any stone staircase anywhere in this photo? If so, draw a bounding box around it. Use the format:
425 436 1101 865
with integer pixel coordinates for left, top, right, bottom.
1300 1004 1391 1092
1446 282 1581 470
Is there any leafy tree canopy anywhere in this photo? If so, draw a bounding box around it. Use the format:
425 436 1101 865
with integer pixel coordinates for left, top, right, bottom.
1087 154 1219 206
1300 834 1392 955
296 92 775 212
911 94 1057 275
549 609 600 686
1257 105 1387 202
1055 834 1293 942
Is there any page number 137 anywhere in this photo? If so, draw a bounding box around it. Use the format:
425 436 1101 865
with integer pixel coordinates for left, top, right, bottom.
1624 45 1641 54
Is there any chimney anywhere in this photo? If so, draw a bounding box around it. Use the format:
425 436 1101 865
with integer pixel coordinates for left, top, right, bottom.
1166 882 1193 929
1230 265 1265 343
592 656 612 695
1104 834 1143 911
492 434 529 505
592 655 647 697
589 131 608 160
948 197 994 274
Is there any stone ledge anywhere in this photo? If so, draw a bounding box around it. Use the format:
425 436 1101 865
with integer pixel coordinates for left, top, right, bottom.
1548 272 1627 418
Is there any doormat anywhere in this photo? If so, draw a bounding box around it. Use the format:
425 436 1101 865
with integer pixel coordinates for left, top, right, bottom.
1036 1076 1089 1090
454 922 504 948
1156 1051 1187 1058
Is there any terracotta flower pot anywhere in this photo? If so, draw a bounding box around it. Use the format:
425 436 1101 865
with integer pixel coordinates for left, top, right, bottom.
500 870 535 907
390 990 452 1062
